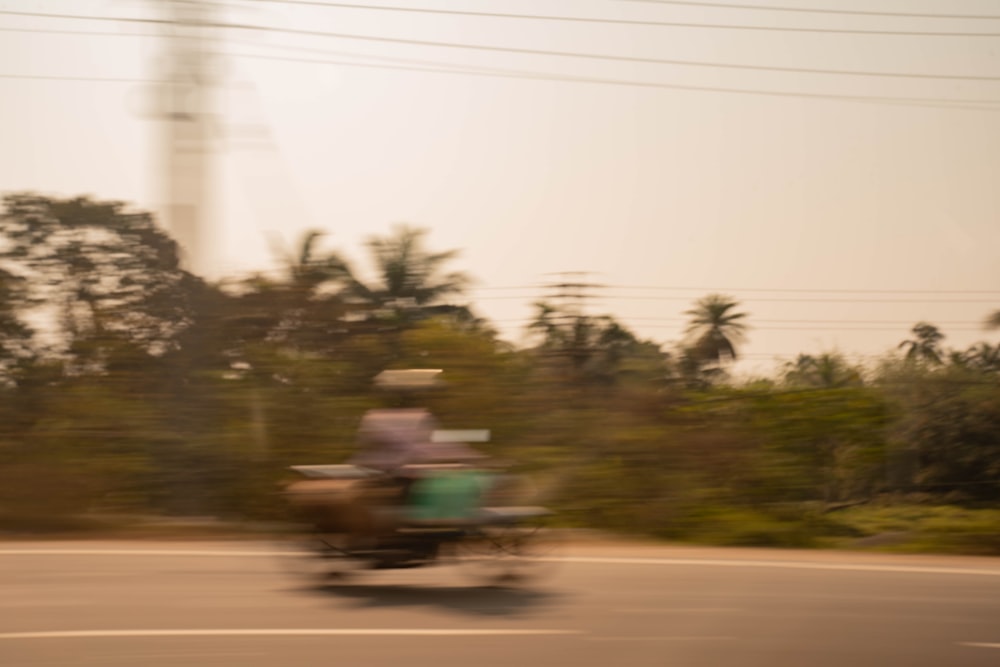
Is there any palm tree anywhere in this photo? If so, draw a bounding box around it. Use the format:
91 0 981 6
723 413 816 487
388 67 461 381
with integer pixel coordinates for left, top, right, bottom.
268 229 348 296
227 229 352 353
341 225 470 322
985 310 1000 331
782 352 862 388
683 294 749 365
527 301 567 348
898 322 944 365
527 301 644 381
961 342 1000 373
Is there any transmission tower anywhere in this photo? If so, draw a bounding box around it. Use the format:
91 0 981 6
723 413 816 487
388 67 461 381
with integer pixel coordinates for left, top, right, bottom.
542 271 605 320
157 0 219 274
535 272 607 370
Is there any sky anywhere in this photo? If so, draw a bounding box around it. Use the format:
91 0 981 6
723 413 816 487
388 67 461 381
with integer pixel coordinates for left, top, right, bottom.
1 0 999 375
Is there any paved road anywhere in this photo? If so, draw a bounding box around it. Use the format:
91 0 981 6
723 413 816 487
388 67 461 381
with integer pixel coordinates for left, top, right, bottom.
2 540 1000 666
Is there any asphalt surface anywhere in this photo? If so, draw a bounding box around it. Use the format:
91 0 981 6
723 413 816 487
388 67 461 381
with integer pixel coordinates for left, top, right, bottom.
2 539 1000 666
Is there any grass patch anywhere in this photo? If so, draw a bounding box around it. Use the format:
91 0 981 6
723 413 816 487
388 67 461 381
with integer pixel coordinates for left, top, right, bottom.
827 504 1000 555
0 512 279 540
666 506 833 549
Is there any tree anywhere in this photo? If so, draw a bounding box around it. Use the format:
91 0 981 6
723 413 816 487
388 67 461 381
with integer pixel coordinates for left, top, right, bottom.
0 267 33 380
954 342 1000 374
742 386 889 504
233 229 354 353
339 225 471 324
0 193 201 372
0 194 241 516
782 352 863 388
985 310 1000 331
898 322 945 365
683 294 749 365
671 346 724 389
269 229 349 297
527 301 662 385
890 373 1000 499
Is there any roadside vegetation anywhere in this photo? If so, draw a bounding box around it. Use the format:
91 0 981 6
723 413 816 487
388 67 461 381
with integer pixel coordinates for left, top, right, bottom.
1 194 999 554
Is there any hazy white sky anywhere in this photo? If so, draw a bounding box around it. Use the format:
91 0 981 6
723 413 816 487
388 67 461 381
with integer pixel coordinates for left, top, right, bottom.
1 0 999 373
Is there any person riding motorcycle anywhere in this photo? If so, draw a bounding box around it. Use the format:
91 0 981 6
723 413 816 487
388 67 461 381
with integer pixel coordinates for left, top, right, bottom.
285 370 488 546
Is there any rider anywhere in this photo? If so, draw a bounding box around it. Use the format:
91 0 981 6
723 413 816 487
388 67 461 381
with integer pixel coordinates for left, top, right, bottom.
349 369 487 524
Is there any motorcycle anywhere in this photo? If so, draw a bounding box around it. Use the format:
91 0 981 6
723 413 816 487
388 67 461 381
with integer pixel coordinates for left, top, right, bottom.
278 462 557 585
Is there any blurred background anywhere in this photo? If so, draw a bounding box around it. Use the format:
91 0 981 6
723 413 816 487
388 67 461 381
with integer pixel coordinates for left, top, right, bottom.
0 0 998 552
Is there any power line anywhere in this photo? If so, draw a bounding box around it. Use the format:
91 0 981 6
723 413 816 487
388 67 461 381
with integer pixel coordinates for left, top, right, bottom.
235 0 1000 36
471 284 1000 295
475 294 1000 303
226 274 1000 297
222 271 1000 297
244 0 1000 25
207 274 1000 306
497 316 996 332
607 296 1000 303
0 10 165 26
227 50 1000 109
504 322 989 332
5 5 1000 37
0 73 152 83
219 25 1000 107
8 18 998 85
622 0 1000 20
583 317 989 325
222 22 1000 70
602 285 1000 294
0 25 155 37
233 31 1000 83
220 12 1000 38
6 10 1000 90
243 0 722 26
670 326 989 331
228 37 512 71
13 6 998 38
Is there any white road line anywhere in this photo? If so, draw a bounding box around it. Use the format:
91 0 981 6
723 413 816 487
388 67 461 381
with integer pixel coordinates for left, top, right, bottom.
0 549 282 558
2 549 1000 578
960 642 1000 649
0 629 582 640
587 636 735 642
614 607 743 614
545 556 1000 577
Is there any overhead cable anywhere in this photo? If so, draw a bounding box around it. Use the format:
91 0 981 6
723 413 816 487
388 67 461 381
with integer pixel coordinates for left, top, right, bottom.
228 48 1000 109
0 9 165 25
476 294 1000 303
0 25 154 37
242 0 1000 33
7 16 998 84
622 0 1000 20
607 296 1000 303
236 33 1000 82
0 73 151 82
602 285 1000 294
4 7 1000 37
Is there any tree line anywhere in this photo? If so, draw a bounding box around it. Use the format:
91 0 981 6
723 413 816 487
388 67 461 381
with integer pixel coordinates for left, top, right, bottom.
0 193 998 544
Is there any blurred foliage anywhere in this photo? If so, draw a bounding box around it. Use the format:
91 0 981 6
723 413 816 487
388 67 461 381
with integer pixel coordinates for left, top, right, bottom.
824 504 1000 555
682 293 748 366
1 193 999 553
